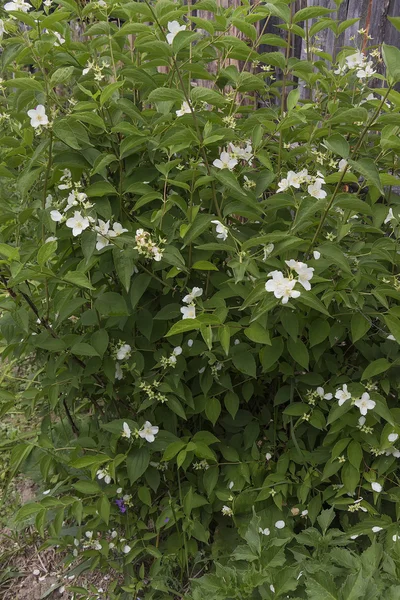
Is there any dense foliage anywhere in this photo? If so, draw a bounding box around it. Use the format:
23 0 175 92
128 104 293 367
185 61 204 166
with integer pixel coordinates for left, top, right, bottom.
1 0 400 597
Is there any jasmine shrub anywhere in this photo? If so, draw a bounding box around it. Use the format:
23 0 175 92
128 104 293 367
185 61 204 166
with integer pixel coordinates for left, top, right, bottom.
2 0 400 598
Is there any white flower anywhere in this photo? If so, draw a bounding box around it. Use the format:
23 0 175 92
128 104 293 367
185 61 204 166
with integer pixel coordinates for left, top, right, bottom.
338 159 348 172
139 421 159 443
308 178 327 199
388 433 399 443
269 584 275 593
172 346 182 356
53 31 65 46
121 422 131 439
335 384 351 406
229 141 253 162
313 250 321 260
265 270 301 304
4 0 31 12
109 222 128 237
166 20 186 45
345 50 366 69
43 489 51 495
392 534 400 542
350 534 358 539
263 243 274 261
50 210 63 223
357 61 376 79
211 220 228 241
316 387 332 400
387 334 396 341
45 236 57 243
358 416 366 426
285 259 314 291
384 208 395 224
221 505 233 516
116 344 130 361
275 520 285 529
0 20 5 38
115 363 123 380
122 545 131 554
33 569 40 576
176 101 191 117
180 305 196 320
97 468 112 484
59 587 65 595
371 482 382 493
65 211 90 236
27 105 49 128
213 151 238 170
187 339 194 348
259 527 270 536
372 526 383 532
301 510 308 517
354 392 376 416
265 452 272 461
228 481 234 490
182 287 203 303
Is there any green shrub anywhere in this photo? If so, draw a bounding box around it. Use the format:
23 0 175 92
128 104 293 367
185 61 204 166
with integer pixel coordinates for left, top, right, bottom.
1 0 400 597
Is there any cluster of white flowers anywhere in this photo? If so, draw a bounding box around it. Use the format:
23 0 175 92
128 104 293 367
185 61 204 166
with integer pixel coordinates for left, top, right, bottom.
180 286 202 320
49 171 128 244
221 505 233 516
4 0 30 12
120 420 159 443
265 259 314 304
134 228 164 262
139 380 168 404
82 59 107 81
277 168 327 199
334 50 376 80
95 219 128 250
335 385 376 415
116 342 131 361
213 142 253 170
166 20 186 44
193 460 210 471
161 345 182 368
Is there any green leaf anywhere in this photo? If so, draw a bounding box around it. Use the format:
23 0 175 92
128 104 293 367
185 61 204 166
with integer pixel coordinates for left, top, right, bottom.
191 86 228 107
214 169 247 197
305 573 339 600
348 440 363 470
260 337 284 370
205 397 221 426
287 338 309 370
72 481 101 494
224 391 239 419
192 260 218 271
351 313 370 343
71 343 99 357
64 271 95 290
165 319 201 337
244 322 271 345
382 43 400 83
98 494 110 524
384 313 400 343
293 6 333 23
324 133 350 158
127 448 150 484
85 181 118 197
130 274 151 309
348 158 383 194
148 88 184 103
37 241 57 267
361 358 391 380
232 351 257 377
94 292 129 316
100 81 124 106
218 325 231 356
